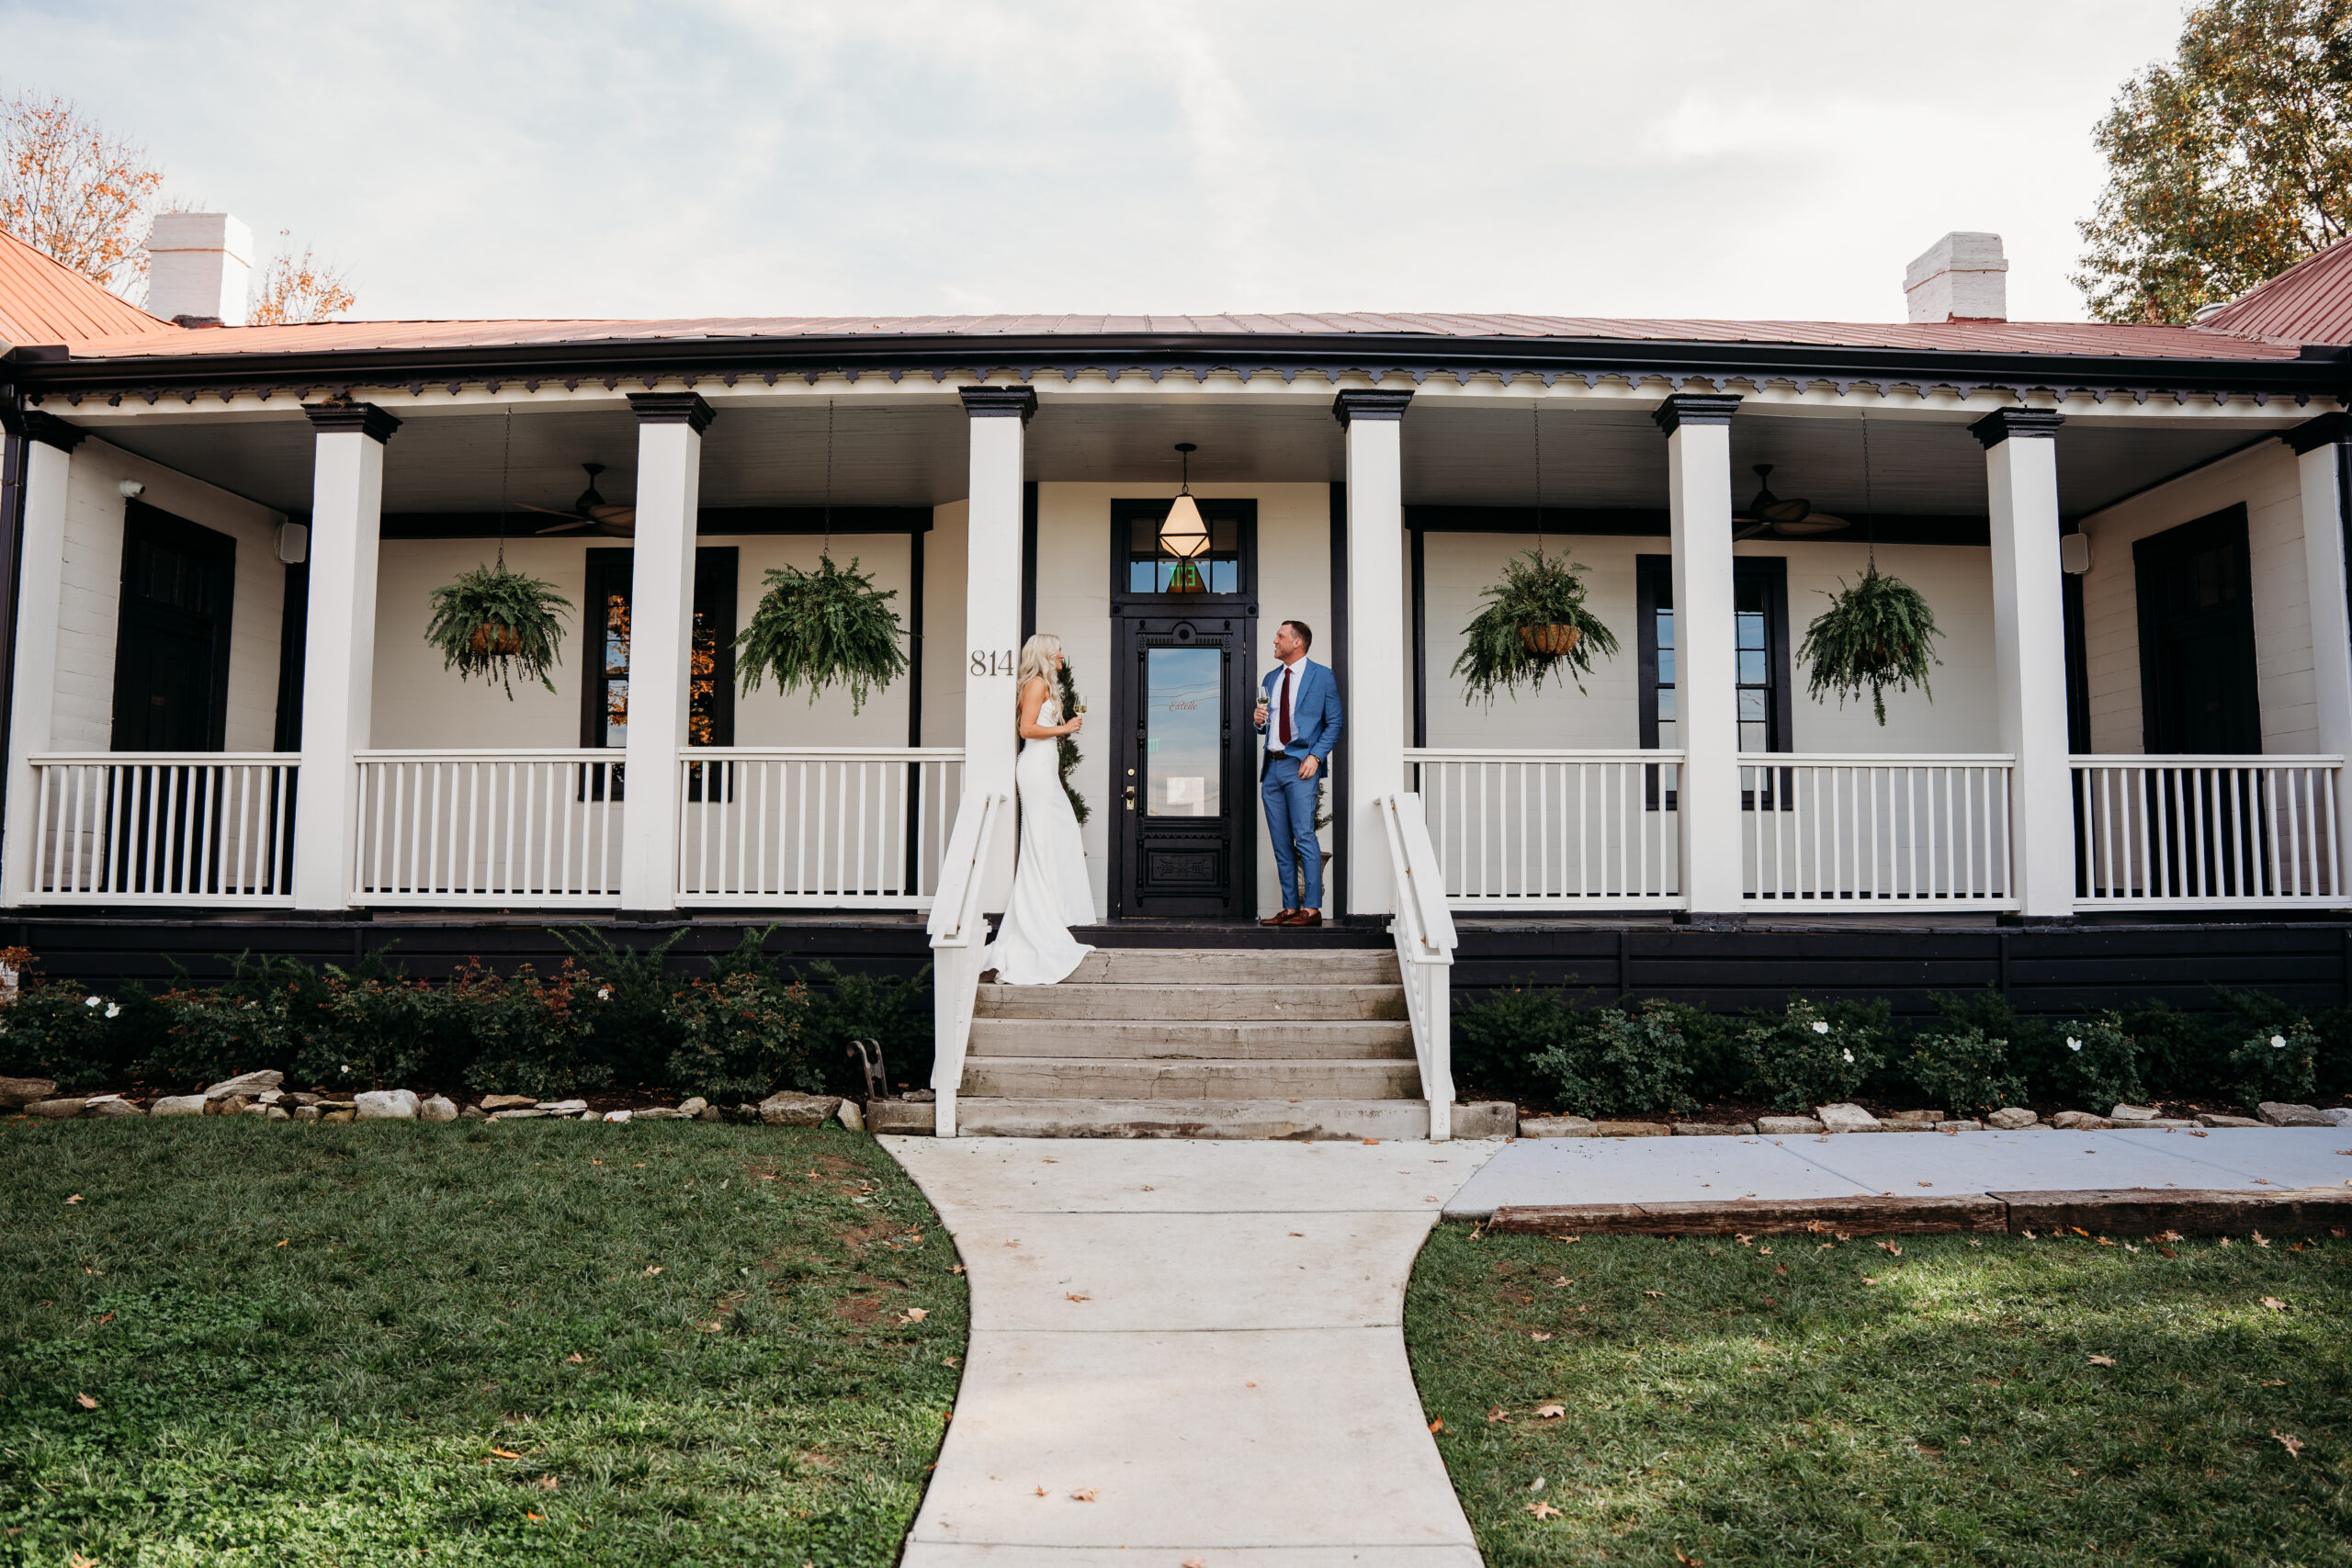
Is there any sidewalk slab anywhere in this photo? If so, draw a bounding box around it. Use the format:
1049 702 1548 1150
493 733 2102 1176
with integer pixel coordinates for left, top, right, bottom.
1443 1134 1862 1218
893 1135 1480 1213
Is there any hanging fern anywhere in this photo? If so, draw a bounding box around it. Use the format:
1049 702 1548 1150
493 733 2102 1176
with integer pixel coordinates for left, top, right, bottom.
734 555 909 715
1452 551 1620 705
423 563 573 699
1054 660 1091 825
1797 563 1942 725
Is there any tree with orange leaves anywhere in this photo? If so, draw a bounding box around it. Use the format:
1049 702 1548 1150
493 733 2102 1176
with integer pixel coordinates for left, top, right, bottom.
0 90 164 296
249 229 356 325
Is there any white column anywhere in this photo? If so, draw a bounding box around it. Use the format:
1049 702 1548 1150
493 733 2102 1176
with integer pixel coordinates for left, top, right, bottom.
2 416 83 905
1656 395 1743 917
2290 412 2352 894
618 392 711 915
959 387 1032 910
291 402 400 909
1337 389 1413 915
1973 409 2074 919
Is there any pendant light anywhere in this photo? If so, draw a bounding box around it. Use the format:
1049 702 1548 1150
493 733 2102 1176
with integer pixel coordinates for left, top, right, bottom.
1159 443 1209 559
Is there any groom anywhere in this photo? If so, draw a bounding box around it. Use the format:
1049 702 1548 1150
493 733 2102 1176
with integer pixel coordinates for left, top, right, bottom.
1254 619 1341 928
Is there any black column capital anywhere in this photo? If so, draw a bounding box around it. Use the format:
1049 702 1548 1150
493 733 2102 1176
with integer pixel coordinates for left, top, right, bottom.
2286 410 2352 454
627 390 716 434
1650 393 1742 434
1332 389 1414 427
1969 408 2064 448
958 386 1036 423
303 401 402 444
20 409 86 453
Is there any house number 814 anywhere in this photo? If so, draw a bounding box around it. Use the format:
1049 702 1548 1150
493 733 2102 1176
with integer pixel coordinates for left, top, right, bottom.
969 649 1017 677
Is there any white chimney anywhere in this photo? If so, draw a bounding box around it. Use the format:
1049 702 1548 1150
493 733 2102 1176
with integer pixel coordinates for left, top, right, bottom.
146 211 254 327
1904 231 2007 323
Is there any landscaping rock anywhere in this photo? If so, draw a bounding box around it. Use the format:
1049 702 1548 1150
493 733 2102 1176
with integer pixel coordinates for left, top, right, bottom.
255 1089 286 1105
480 1095 535 1111
2050 1111 2109 1130
536 1099 589 1115
321 1110 355 1124
1453 1101 1518 1139
1882 1110 1946 1127
2109 1104 2162 1123
696 1104 723 1122
2257 1101 2333 1127
1758 1115 1824 1135
356 1089 419 1121
1519 1114 1599 1138
1986 1107 2039 1130
0 1076 59 1109
292 1104 321 1122
491 1107 555 1120
1673 1122 1757 1136
266 1104 291 1121
677 1098 709 1118
2197 1113 2264 1128
633 1107 692 1120
603 1109 633 1123
27 1098 86 1118
904 1089 936 1103
1947 1119 1985 1131
418 1095 458 1123
1593 1121 1669 1138
865 1099 934 1134
1816 1103 1883 1134
152 1095 207 1117
836 1100 865 1132
241 1100 275 1116
288 1092 324 1107
202 1070 283 1101
458 1105 489 1121
2324 1108 2352 1127
757 1091 841 1127
86 1097 143 1117
208 1096 250 1116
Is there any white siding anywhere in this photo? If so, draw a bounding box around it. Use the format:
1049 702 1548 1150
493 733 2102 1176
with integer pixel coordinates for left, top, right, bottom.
51 437 287 752
1418 534 1999 753
2079 439 2311 754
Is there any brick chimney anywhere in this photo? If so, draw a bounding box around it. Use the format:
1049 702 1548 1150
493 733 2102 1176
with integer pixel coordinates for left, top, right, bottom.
146 212 253 327
1904 231 2007 323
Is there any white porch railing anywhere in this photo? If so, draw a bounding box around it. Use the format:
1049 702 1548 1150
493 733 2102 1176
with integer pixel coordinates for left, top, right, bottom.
2073 755 2345 908
1739 754 2018 910
926 788 1008 1138
1377 792 1457 1141
27 753 297 905
352 750 623 906
1406 749 1683 908
675 749 964 908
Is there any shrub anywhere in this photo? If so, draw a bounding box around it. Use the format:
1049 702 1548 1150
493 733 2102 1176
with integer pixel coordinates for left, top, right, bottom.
1645 999 1745 1103
2214 987 2351 1101
292 971 456 1090
2225 1020 2320 1108
552 926 689 1086
2110 1001 2223 1101
2046 1013 2144 1111
145 986 294 1087
793 958 935 1097
1532 1001 1695 1118
0 981 134 1089
1741 996 1891 1113
1450 982 1578 1105
454 961 608 1100
1905 1028 2028 1116
667 972 814 1102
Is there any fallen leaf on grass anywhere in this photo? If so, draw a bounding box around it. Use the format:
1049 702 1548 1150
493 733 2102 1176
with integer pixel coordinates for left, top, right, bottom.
525 1511 543 1523
2262 1297 2287 1312
698 1321 723 1333
1429 1417 1445 1433
74 1393 96 1409
1487 1406 1512 1422
2156 1246 2179 1259
1674 1549 1703 1565
2273 1429 2304 1459
1862 1277 1882 1285
2088 1356 2117 1367
1069 1488 1097 1502
95 1312 112 1325
64 1194 80 1204
1530 1331 1553 1341
950 1264 966 1274
1535 1403 1566 1419
70 1556 96 1568
535 1476 559 1492
642 1265 663 1278
2252 1230 2271 1247
1551 1275 1574 1288
1876 1242 1903 1257
904 1307 929 1322
1758 1247 1773 1256
276 1239 289 1247
490 1448 523 1460
1526 1501 1561 1518
2262 1379 2288 1386
2158 1229 2186 1242
944 1357 959 1368
1644 1289 1665 1299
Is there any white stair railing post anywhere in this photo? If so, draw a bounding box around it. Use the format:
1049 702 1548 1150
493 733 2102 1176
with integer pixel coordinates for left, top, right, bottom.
925 788 1005 1138
1378 792 1457 1140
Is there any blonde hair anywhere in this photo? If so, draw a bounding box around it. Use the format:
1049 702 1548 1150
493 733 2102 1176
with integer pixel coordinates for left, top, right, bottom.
1016 633 1065 693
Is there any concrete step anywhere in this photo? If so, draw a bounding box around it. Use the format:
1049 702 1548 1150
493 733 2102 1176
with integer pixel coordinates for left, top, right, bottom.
1063 947 1401 987
967 1018 1416 1059
976 983 1407 1022
948 1097 1448 1140
959 1055 1423 1101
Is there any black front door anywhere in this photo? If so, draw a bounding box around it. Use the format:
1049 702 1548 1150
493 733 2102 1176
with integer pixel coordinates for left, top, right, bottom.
2134 504 2260 754
1106 496 1258 918
111 502 235 750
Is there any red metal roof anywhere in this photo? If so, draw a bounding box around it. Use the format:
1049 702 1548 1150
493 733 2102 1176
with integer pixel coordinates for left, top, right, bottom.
0 227 169 346
48 310 2308 362
2201 235 2352 346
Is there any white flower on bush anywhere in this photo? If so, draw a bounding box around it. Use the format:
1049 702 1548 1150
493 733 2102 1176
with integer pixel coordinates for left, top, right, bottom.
597 987 612 1002
1841 1048 1855 1064
2271 1033 2287 1049
104 1003 119 1019
2065 1036 2083 1053
1811 1021 1830 1035
84 996 101 1009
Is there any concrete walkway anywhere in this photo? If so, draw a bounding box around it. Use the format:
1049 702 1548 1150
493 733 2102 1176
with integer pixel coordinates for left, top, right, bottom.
1446 1125 2352 1218
884 1136 1498 1567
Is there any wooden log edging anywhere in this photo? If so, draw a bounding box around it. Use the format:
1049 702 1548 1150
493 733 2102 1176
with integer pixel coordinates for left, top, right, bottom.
1487 1187 2352 1239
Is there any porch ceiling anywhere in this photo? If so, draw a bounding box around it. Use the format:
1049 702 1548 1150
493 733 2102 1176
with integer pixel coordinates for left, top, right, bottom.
81 398 2283 525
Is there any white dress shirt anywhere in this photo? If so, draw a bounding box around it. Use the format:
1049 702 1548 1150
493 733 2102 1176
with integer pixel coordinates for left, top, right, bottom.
1265 655 1307 754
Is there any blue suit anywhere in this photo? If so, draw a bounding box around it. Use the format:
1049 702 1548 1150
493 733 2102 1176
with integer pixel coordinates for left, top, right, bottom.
1258 659 1342 911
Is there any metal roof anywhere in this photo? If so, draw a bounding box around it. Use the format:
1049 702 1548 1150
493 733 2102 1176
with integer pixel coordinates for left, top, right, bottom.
0 228 169 347
2202 236 2352 346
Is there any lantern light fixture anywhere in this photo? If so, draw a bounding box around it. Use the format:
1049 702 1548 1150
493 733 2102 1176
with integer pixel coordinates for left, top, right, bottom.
1159 443 1209 559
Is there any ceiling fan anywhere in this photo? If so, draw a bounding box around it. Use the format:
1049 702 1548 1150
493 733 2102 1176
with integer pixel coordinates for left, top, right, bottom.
1734 464 1849 539
517 462 637 537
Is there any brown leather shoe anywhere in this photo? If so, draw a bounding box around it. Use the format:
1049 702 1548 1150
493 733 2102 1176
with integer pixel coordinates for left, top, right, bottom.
1260 910 1297 926
1287 909 1323 927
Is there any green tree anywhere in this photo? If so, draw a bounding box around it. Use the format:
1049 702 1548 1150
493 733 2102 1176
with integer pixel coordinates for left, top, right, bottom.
2074 0 2352 323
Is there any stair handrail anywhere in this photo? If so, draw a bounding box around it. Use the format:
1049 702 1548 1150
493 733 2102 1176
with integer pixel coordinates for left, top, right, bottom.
925 787 1007 1138
1376 791 1457 1141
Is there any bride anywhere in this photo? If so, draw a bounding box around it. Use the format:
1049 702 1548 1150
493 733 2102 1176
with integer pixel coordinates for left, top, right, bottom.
982 633 1096 985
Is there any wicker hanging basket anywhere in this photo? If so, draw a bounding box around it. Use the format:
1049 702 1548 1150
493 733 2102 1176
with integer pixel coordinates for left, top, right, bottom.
1518 623 1583 658
468 622 526 658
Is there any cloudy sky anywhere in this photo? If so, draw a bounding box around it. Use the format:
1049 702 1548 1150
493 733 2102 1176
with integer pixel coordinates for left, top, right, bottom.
7 1 2192 325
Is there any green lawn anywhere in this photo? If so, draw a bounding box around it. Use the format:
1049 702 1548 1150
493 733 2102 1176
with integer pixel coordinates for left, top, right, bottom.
1408 1224 2352 1566
0 1117 965 1566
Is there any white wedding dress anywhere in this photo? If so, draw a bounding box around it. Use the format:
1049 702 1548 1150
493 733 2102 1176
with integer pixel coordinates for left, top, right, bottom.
982 692 1096 985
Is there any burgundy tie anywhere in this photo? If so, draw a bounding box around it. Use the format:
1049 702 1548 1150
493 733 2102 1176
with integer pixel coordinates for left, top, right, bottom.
1278 667 1294 747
